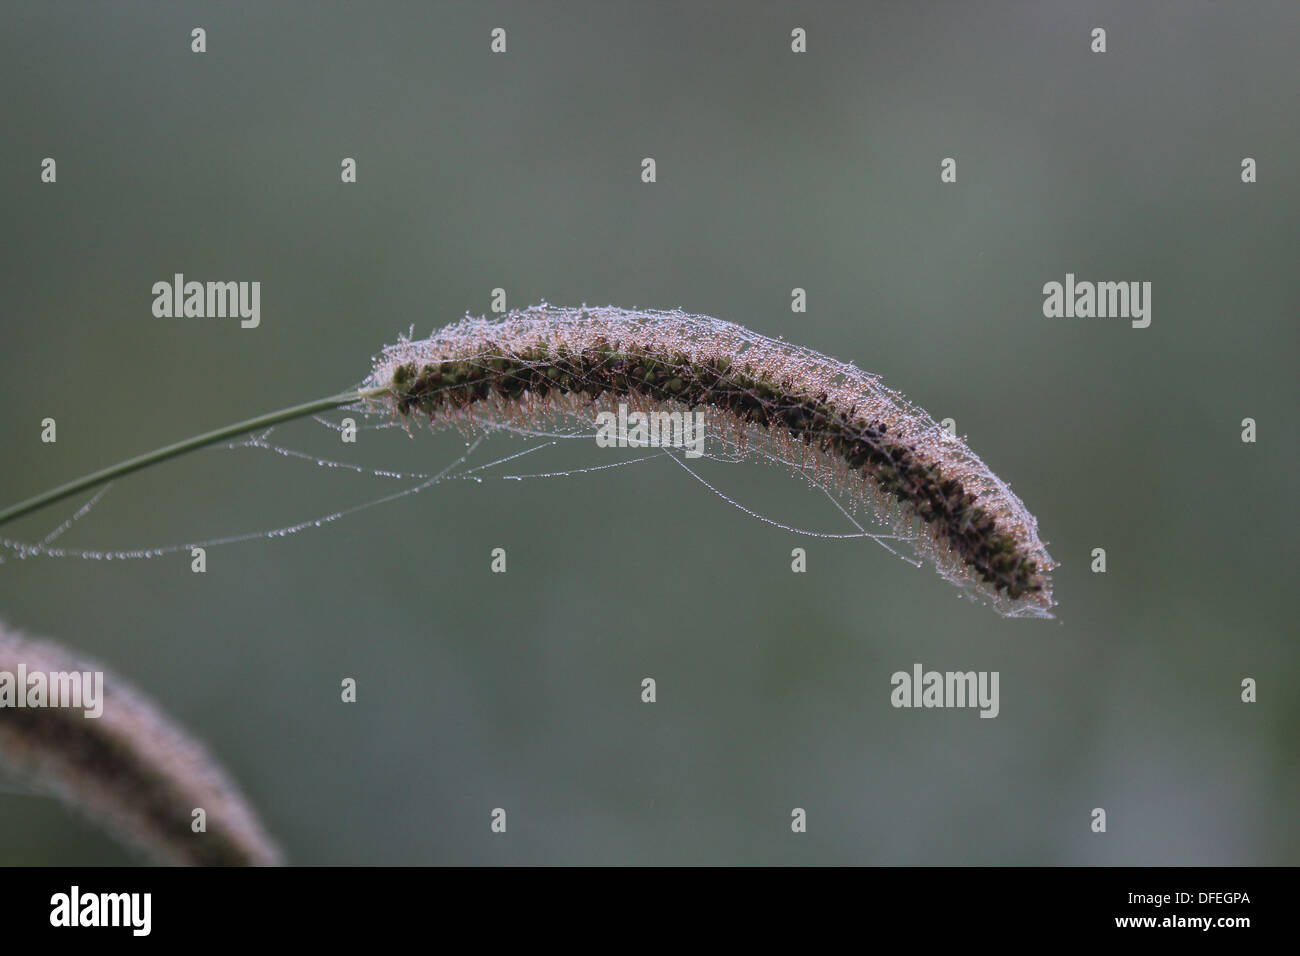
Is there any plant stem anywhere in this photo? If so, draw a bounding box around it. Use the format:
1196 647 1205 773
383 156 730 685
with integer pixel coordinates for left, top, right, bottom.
0 387 389 527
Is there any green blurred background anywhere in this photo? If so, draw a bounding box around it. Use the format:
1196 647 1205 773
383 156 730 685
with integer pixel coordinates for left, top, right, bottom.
1 1 1296 864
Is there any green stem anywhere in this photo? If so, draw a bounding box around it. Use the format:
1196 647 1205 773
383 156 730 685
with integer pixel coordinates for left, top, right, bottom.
0 387 389 528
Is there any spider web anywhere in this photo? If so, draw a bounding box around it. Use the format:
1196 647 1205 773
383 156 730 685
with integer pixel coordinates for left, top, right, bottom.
0 398 920 566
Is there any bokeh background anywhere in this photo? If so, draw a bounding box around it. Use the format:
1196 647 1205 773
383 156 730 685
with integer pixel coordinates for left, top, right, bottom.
1 1 1296 864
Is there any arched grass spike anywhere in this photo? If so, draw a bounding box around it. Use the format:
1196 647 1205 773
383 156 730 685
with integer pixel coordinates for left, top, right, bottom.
0 305 1055 617
372 306 1057 618
0 621 282 865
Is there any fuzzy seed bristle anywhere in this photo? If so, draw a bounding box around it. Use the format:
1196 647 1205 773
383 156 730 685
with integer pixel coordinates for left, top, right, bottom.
370 306 1057 617
0 622 283 865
